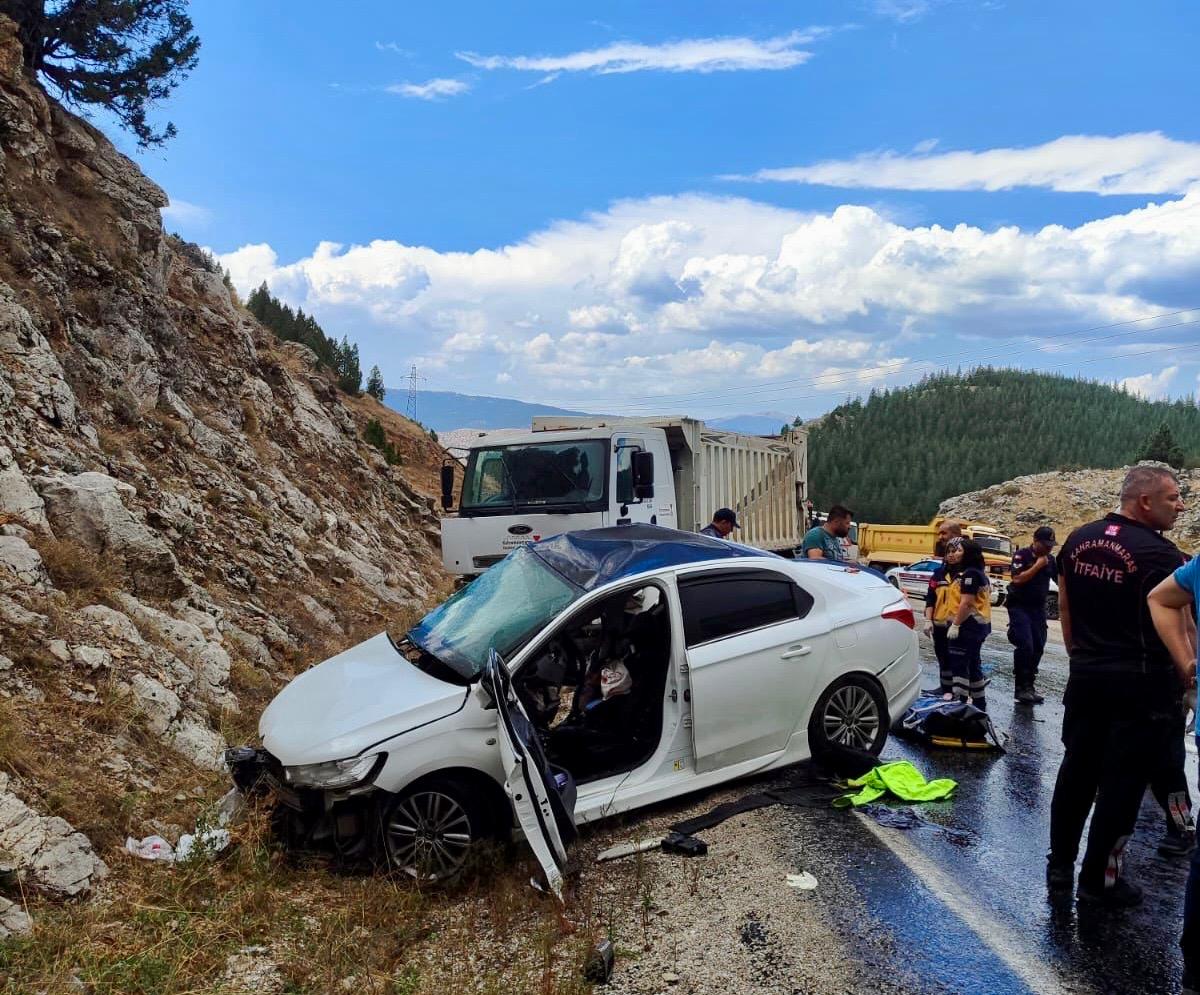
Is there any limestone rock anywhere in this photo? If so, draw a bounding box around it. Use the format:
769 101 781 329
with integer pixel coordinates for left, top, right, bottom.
71 645 111 671
0 445 48 530
127 672 180 734
0 774 107 896
939 461 1200 553
0 895 31 938
0 535 49 588
75 604 145 647
34 472 184 597
169 716 226 770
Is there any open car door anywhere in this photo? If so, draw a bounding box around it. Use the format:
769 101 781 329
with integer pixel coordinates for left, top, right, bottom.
484 649 578 900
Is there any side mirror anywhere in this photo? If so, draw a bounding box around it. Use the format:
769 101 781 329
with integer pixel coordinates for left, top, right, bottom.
440 463 455 510
632 451 654 500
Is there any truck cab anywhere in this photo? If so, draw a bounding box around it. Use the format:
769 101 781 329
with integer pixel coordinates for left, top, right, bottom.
440 417 808 579
441 426 674 576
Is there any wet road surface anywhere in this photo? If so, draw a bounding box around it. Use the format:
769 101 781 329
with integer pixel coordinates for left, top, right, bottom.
783 601 1197 995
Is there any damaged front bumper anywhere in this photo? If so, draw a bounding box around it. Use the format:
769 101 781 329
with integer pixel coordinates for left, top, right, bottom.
224 746 382 862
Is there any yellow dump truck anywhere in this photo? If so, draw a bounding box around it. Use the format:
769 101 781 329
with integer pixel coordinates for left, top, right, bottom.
857 517 1014 576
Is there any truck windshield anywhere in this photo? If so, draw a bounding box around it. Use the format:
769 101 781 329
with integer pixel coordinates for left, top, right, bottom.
460 440 607 513
405 547 580 681
974 535 1014 557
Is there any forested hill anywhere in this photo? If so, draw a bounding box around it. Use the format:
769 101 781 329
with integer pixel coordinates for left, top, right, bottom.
808 369 1200 523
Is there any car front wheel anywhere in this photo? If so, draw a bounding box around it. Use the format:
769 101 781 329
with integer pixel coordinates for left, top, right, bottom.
809 675 888 756
380 776 495 883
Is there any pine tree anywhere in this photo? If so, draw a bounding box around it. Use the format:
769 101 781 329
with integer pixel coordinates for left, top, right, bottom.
1137 420 1186 467
3 0 200 147
366 365 386 401
807 368 1200 523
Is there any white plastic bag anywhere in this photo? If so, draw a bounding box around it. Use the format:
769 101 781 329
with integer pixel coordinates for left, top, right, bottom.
125 835 175 861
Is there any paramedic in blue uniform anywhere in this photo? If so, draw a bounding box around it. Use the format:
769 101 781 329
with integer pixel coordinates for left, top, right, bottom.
1008 526 1058 705
1046 465 1187 907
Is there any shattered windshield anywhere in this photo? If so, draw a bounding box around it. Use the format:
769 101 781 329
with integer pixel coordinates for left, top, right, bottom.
406 547 580 681
460 440 606 513
974 535 1014 557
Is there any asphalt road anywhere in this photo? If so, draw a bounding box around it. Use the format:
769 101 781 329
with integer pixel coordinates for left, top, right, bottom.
781 600 1197 995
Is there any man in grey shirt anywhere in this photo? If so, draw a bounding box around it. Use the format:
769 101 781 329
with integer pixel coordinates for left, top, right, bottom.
801 505 852 561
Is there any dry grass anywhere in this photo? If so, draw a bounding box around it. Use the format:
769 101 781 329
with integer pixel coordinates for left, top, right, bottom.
32 535 120 603
0 798 650 995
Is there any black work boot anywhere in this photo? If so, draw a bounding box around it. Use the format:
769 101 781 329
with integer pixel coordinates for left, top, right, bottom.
1015 686 1038 705
1046 857 1074 894
1077 877 1144 907
1158 830 1197 858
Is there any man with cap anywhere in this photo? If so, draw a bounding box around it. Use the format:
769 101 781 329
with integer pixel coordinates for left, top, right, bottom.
1007 525 1058 705
700 508 739 539
801 505 852 561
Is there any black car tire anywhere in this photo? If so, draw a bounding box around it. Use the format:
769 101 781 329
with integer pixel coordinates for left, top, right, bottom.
1045 592 1060 620
379 775 499 883
809 674 889 757
887 576 900 589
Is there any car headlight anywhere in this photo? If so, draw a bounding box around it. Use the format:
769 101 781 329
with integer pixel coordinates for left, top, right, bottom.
283 753 383 789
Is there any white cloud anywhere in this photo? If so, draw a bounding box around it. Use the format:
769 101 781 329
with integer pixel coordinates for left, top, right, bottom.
375 41 413 56
161 198 211 226
1121 365 1179 399
457 29 831 75
733 132 1200 195
215 189 1200 414
386 78 471 100
873 0 934 22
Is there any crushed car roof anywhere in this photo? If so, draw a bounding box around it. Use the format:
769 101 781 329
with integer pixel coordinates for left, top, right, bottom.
530 524 776 590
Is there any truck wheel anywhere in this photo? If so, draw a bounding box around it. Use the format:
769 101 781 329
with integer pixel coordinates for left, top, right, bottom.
809 674 888 757
1045 593 1060 620
380 775 498 883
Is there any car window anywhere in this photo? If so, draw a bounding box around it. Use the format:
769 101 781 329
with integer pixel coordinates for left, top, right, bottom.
679 571 812 647
910 560 936 571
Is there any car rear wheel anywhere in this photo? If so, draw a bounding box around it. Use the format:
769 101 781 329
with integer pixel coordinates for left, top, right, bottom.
809 675 888 756
381 776 495 883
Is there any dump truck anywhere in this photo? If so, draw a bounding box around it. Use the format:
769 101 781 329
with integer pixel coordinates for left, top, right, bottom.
857 517 1014 577
439 417 808 578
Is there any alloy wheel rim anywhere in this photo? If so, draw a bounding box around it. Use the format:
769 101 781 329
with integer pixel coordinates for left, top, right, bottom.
823 685 880 750
387 790 474 880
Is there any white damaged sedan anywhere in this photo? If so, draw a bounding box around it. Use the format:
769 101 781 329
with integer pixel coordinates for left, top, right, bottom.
228 525 921 896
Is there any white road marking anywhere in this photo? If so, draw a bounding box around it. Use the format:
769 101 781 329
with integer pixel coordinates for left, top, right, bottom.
853 811 1073 995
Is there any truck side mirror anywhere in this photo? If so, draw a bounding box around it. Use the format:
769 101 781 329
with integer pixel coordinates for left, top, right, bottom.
632 451 654 500
440 463 455 510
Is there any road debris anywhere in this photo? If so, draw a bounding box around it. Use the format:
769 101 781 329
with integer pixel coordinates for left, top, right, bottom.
786 872 818 890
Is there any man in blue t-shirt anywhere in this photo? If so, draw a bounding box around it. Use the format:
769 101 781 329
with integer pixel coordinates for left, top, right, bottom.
1008 526 1058 706
1150 556 1200 995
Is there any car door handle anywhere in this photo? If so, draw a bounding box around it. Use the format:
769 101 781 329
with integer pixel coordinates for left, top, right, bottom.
781 645 812 659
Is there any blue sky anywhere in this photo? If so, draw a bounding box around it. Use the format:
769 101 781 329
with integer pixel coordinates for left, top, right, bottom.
130 0 1200 419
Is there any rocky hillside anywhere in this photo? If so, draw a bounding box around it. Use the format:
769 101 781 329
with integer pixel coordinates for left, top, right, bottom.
0 15 448 934
938 462 1200 553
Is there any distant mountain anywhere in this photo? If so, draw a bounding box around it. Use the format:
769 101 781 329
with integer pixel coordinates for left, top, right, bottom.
707 413 793 435
384 389 590 432
809 368 1200 524
385 389 793 436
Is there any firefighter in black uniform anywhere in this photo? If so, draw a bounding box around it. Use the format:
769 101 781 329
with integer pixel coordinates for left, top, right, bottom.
1047 465 1188 906
1008 525 1057 705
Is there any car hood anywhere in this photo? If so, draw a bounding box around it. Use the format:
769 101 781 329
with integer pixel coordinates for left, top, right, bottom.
259 632 469 766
